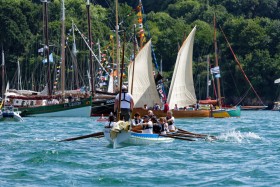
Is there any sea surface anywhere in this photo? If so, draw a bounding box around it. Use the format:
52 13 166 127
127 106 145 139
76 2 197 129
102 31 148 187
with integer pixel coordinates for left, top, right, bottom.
0 110 279 187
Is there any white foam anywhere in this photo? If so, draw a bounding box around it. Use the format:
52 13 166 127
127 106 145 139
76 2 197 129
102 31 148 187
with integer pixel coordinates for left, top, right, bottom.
218 129 261 143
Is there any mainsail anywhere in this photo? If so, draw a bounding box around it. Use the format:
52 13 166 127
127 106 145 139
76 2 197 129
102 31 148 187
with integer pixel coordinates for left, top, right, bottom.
167 26 197 109
128 40 161 108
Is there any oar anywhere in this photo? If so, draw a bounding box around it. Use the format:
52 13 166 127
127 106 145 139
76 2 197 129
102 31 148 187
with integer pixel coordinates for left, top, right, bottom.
168 133 204 139
159 134 195 141
177 128 217 140
59 131 104 142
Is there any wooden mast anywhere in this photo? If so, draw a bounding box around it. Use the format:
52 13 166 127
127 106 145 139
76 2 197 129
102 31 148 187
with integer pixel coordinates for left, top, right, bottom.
42 0 52 97
206 55 210 98
117 31 125 121
214 14 222 107
60 0 66 98
130 24 136 95
115 0 120 91
1 48 4 100
86 0 95 96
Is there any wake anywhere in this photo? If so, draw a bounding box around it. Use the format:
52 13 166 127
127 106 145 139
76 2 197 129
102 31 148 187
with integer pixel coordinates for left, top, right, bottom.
218 129 261 143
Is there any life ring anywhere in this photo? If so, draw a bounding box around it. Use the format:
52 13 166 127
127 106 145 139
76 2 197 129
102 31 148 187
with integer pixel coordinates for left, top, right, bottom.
86 101 91 105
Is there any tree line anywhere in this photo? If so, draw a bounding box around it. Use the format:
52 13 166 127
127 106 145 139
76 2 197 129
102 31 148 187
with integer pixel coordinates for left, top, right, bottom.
1 0 280 107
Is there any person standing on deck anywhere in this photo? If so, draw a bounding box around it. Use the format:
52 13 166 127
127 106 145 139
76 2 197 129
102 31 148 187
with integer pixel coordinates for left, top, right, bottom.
163 101 169 113
114 85 134 121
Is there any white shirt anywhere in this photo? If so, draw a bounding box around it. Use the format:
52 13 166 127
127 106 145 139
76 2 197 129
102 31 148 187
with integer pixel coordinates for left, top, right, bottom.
142 121 153 134
132 118 143 127
115 92 133 109
167 116 175 131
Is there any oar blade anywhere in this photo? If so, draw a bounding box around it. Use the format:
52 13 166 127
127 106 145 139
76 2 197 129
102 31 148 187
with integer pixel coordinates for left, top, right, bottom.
59 132 104 142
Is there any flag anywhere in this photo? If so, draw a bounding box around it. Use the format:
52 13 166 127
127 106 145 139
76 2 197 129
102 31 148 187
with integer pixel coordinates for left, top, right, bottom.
42 53 54 63
210 66 220 74
38 48 44 53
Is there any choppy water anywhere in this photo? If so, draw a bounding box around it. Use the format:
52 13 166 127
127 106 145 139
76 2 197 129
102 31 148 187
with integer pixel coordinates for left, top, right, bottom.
0 111 279 186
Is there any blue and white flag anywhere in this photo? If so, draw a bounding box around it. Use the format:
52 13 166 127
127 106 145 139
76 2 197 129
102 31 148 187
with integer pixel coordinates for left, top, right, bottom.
210 66 220 74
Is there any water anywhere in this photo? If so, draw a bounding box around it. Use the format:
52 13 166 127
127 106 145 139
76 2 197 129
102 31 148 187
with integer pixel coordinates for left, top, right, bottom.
0 111 279 186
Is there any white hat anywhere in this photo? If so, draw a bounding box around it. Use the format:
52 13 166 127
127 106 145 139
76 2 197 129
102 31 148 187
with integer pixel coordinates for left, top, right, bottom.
122 85 127 90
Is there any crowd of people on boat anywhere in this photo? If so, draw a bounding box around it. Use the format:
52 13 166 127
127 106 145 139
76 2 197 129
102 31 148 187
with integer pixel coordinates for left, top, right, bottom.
133 110 175 135
105 109 176 135
108 84 176 135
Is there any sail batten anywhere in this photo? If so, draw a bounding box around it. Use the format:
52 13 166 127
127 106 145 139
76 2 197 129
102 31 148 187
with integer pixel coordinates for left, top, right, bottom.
128 40 161 108
167 27 197 109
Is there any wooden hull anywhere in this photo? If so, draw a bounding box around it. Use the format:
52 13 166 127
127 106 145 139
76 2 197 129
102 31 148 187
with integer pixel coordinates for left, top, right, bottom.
241 106 267 110
132 108 210 118
18 97 92 117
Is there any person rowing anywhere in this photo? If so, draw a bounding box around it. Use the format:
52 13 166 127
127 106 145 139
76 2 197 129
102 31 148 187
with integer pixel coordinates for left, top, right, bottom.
131 115 153 134
166 110 175 132
131 112 143 128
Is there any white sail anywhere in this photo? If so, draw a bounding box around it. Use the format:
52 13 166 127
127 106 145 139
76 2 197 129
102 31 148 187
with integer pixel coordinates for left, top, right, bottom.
167 26 197 109
128 40 161 108
107 75 114 93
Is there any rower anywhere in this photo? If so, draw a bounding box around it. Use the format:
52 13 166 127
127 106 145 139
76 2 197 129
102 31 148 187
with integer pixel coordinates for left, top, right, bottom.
166 110 175 132
131 112 142 127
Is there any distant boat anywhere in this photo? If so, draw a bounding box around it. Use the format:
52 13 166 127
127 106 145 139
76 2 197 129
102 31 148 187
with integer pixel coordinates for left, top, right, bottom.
0 105 23 122
6 0 92 117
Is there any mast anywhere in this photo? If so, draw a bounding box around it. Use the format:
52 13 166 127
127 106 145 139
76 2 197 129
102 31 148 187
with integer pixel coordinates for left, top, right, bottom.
117 31 126 121
72 20 79 89
17 59 22 91
42 0 52 96
60 0 66 97
115 0 120 90
214 14 222 107
206 55 210 98
86 0 95 95
130 24 136 95
1 48 5 99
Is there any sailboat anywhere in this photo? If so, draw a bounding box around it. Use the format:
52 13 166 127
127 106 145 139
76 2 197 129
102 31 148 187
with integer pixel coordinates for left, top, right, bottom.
129 28 210 118
103 32 174 146
208 15 242 118
6 0 91 117
0 50 23 122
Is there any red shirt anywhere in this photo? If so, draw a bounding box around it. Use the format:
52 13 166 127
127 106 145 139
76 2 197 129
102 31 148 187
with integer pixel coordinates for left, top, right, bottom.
164 103 169 113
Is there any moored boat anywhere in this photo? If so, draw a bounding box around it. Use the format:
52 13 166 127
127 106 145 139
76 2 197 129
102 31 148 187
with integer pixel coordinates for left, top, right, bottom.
16 96 92 117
